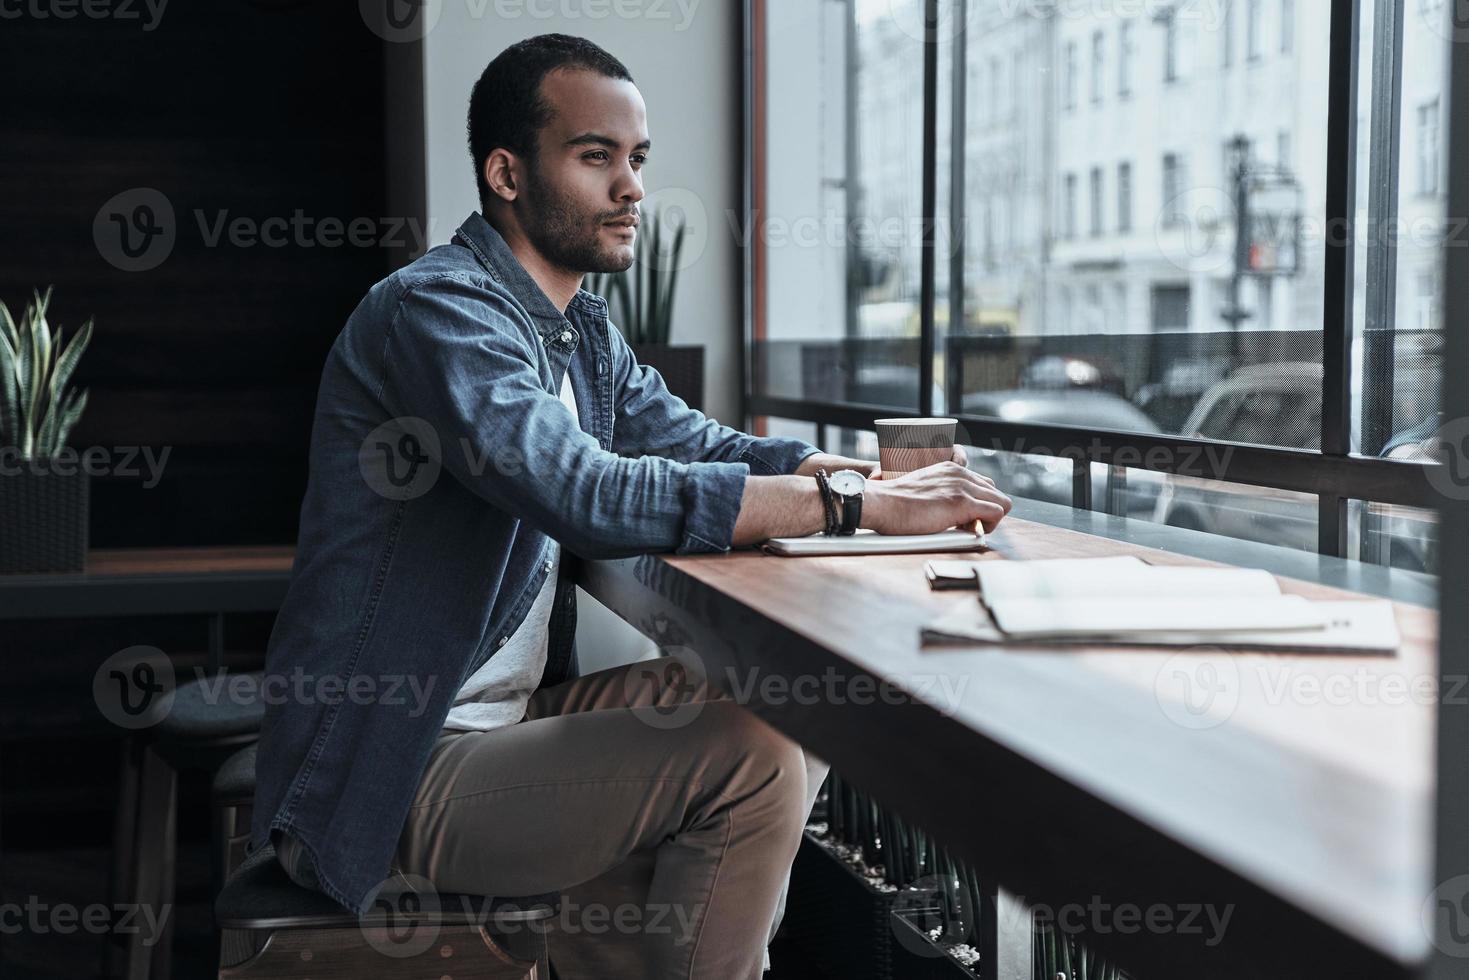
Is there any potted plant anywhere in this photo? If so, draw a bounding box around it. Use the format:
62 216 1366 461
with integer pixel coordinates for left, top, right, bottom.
0 287 93 574
586 205 705 411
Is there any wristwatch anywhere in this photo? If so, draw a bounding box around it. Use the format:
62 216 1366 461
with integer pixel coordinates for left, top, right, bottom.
827 469 866 536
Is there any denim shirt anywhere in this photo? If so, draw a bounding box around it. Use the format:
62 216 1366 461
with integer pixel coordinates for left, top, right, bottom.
246 212 820 915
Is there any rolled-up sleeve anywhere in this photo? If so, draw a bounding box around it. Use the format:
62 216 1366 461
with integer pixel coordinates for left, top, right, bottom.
379 274 751 558
606 321 821 476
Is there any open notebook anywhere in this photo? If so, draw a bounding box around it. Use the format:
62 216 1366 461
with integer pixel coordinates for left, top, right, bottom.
922 556 1400 653
762 527 985 557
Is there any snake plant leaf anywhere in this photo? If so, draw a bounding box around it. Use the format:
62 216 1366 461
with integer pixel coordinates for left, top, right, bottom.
658 213 687 344
0 326 18 448
3 289 92 459
52 387 88 453
47 317 92 409
0 298 18 354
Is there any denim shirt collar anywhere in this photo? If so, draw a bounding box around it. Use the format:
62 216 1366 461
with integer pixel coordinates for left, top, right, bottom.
452 212 609 341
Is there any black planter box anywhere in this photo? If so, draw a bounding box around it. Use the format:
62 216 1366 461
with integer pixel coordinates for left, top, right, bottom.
0 464 89 574
630 343 704 413
780 831 979 980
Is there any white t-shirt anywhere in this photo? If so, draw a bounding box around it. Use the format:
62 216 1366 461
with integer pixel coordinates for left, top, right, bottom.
441 369 577 732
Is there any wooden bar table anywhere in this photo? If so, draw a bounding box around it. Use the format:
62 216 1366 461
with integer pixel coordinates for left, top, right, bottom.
574 513 1437 980
0 546 296 671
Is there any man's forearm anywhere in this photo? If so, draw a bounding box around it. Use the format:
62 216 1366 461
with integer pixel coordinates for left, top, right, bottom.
730 474 829 547
729 453 881 548
791 452 879 479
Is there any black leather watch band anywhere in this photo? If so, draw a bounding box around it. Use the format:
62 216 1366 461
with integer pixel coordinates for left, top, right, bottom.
835 490 862 535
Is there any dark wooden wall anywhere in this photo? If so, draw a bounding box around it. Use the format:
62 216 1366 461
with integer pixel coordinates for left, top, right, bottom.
0 2 398 547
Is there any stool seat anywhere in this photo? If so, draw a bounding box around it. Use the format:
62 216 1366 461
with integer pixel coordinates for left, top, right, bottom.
157 669 267 746
211 743 257 809
216 843 560 932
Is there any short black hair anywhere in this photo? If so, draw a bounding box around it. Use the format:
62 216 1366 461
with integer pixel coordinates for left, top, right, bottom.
468 34 634 211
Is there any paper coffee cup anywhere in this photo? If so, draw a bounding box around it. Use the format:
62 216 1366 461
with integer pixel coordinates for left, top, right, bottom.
874 418 956 478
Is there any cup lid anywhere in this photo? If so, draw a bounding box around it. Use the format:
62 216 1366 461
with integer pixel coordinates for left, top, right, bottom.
873 418 957 426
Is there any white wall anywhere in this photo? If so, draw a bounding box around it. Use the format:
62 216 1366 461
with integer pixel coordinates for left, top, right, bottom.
421 0 745 672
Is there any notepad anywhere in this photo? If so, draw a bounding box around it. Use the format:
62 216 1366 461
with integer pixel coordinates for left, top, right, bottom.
762 527 985 557
921 555 1401 653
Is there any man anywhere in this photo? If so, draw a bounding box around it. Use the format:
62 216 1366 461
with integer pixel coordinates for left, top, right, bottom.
247 33 1010 979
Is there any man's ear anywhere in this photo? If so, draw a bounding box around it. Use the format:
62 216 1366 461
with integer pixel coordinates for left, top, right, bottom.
483 149 520 203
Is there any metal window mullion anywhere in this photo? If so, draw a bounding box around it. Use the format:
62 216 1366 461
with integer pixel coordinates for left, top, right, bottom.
1319 0 1363 558
947 0 967 418
918 0 939 418
1362 0 1404 458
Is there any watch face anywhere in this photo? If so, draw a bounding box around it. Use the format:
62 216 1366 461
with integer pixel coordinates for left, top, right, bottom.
828 469 866 496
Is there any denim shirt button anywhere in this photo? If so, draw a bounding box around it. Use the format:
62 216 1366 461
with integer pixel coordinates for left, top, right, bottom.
560 330 572 343
497 636 509 647
543 559 553 572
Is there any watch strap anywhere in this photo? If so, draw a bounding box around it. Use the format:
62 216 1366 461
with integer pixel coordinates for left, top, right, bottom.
814 468 839 536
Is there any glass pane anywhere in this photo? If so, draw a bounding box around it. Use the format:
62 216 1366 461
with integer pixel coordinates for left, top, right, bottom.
1351 2 1448 458
1354 499 1439 575
757 0 927 410
942 0 1331 451
1136 470 1321 555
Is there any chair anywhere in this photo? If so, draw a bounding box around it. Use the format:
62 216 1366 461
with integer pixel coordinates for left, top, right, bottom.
215 842 559 979
211 742 257 888
106 669 267 980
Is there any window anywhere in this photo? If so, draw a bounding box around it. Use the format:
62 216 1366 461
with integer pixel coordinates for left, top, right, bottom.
1417 271 1439 332
1151 284 1190 332
1117 162 1133 233
1161 153 1187 227
1418 99 1441 195
1064 41 1078 110
754 0 1445 572
1222 0 1234 67
1064 173 1078 238
1118 19 1134 97
1091 30 1105 104
1011 49 1023 119
1090 167 1104 236
1163 15 1179 81
991 57 1003 119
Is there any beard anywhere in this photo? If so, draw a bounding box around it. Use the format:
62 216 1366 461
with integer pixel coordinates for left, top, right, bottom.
520 164 635 275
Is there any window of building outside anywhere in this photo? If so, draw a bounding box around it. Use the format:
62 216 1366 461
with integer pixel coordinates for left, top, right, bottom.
1117 162 1132 233
1090 167 1104 237
1091 30 1105 104
1118 19 1134 97
1419 98 1440 196
1163 13 1179 81
1222 0 1234 66
1064 173 1078 239
1064 40 1078 110
754 0 1449 575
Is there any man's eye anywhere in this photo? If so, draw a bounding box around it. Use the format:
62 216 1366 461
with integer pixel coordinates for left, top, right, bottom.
586 150 609 161
631 154 647 166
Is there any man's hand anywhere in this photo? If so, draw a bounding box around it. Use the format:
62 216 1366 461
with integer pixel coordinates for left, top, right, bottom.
870 444 968 481
864 458 1011 535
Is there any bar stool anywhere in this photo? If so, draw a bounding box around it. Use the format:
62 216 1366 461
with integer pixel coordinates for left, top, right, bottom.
211 743 257 882
215 842 560 979
106 669 267 980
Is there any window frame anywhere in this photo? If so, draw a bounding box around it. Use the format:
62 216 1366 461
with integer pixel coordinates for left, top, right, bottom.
742 0 1441 561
